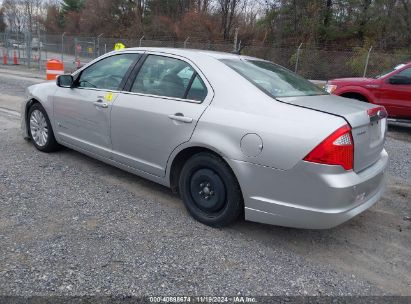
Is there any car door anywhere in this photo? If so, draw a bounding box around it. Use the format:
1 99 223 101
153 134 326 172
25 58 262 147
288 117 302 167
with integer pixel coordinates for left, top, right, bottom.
53 53 141 158
380 67 411 118
111 54 213 177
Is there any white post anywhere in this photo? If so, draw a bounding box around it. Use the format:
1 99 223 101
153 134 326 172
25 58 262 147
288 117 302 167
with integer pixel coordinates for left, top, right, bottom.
97 33 104 56
184 37 190 49
295 43 303 73
139 36 145 47
363 46 373 77
61 32 66 63
233 28 239 53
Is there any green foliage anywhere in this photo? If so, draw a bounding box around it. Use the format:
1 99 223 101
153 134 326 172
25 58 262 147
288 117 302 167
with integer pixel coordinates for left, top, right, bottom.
346 46 369 77
61 0 85 15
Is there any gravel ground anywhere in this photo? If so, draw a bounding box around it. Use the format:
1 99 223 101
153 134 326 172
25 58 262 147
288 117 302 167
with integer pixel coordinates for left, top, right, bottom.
386 123 411 180
0 66 410 297
0 111 410 297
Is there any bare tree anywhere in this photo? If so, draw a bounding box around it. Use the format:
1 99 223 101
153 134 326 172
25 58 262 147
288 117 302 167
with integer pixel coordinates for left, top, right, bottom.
134 0 147 32
2 0 44 33
3 0 26 32
218 0 242 40
197 0 210 12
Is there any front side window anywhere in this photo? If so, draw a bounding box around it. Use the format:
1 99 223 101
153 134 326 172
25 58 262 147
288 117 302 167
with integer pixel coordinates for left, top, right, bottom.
131 55 207 101
77 54 138 90
221 59 327 98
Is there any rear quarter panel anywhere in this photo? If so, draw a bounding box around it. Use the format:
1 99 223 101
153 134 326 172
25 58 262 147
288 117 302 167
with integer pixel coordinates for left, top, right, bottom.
182 57 348 171
192 100 347 171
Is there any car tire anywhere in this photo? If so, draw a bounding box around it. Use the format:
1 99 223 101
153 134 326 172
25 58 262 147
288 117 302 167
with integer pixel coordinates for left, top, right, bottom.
28 103 59 153
179 152 243 227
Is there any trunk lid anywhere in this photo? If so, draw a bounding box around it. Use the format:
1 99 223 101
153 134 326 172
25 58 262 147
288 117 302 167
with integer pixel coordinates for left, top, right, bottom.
278 95 387 172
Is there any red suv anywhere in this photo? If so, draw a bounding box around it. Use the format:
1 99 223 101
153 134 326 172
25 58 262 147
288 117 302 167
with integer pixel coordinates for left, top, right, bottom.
326 62 411 120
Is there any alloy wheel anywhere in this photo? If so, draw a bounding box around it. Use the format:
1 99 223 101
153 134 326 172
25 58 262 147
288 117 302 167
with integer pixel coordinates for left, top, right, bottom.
30 109 49 147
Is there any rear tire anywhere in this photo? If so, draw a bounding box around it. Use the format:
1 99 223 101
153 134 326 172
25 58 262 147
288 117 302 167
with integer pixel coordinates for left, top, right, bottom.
28 103 59 153
179 152 243 227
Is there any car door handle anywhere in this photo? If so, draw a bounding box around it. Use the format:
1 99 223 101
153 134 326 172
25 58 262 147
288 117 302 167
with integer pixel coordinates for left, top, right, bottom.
94 99 108 108
168 114 193 123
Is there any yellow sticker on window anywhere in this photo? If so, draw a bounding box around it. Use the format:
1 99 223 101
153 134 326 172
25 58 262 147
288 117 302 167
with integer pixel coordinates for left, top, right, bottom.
105 92 114 102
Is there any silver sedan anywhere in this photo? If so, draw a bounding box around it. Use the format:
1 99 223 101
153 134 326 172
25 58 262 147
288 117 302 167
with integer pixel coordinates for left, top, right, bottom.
21 48 388 229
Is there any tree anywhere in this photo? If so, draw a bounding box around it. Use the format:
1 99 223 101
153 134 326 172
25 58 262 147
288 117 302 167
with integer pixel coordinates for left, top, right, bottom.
3 0 26 32
43 3 63 33
0 7 7 32
21 0 44 34
146 0 197 21
59 0 84 33
218 0 242 40
61 0 84 14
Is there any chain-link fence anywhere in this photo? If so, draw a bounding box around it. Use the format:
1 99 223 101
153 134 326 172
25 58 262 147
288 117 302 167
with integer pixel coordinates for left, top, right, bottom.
1 32 410 80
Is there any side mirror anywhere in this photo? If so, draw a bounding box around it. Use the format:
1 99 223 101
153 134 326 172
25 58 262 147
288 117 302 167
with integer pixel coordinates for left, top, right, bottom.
388 75 411 85
57 74 74 88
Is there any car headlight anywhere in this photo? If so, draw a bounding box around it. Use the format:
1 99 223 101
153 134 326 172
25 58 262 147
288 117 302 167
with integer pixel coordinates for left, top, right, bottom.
325 84 338 94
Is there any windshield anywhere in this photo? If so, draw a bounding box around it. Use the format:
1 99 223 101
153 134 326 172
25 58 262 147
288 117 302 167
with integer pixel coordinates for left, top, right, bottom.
375 64 406 79
221 59 327 98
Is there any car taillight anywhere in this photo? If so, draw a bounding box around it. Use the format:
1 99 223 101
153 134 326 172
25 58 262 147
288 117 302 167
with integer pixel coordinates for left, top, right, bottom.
304 125 354 170
367 106 388 120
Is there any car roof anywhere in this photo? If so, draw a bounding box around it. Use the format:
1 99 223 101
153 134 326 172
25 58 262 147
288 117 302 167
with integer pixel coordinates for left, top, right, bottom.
120 47 260 61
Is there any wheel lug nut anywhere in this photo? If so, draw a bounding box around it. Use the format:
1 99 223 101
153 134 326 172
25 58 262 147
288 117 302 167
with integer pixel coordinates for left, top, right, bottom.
200 183 204 187
199 191 203 195
207 183 210 187
210 191 214 196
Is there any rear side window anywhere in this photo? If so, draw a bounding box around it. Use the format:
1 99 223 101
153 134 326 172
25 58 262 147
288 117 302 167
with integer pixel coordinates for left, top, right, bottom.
131 55 207 101
187 75 207 101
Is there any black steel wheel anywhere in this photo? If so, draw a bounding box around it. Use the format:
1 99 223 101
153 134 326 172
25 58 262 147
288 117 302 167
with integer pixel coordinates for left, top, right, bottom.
179 152 243 227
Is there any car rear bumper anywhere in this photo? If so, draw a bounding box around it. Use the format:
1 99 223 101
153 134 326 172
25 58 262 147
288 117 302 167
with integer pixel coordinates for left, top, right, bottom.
228 149 388 229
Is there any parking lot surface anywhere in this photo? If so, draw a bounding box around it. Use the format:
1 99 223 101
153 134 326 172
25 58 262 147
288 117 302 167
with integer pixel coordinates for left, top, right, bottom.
0 67 410 296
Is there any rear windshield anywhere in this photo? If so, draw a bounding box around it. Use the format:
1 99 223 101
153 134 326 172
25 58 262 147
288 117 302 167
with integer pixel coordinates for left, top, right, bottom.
221 59 327 98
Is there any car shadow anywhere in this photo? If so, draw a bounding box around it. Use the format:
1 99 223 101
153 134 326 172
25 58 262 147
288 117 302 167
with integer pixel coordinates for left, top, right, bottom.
57 144 394 242
388 121 411 132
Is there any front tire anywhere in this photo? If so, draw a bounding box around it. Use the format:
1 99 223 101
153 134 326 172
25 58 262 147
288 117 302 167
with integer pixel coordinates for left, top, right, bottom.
179 152 243 227
28 103 59 152
341 93 368 103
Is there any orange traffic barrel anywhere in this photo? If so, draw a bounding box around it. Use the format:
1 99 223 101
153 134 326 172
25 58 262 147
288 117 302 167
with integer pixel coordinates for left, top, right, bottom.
13 51 18 65
46 59 64 80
